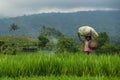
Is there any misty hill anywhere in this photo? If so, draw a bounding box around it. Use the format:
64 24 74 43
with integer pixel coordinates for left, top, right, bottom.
0 11 120 43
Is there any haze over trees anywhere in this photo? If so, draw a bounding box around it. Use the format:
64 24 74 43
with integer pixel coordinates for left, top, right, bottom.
0 11 120 44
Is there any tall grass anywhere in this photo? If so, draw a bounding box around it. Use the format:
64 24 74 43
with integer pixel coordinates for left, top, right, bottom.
0 52 120 77
1 76 119 80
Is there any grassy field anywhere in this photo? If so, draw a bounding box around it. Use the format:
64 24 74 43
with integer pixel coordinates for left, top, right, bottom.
0 52 120 79
1 76 119 80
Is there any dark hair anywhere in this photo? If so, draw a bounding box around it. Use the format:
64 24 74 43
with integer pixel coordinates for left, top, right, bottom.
85 36 92 40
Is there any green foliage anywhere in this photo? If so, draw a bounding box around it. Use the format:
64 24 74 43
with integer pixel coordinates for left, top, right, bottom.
0 44 18 55
45 41 56 51
97 32 109 47
9 23 19 34
0 76 119 80
96 32 119 54
56 37 79 53
98 42 116 54
0 40 5 46
1 11 120 41
38 35 49 49
101 42 115 49
40 25 64 38
0 36 38 54
38 25 64 50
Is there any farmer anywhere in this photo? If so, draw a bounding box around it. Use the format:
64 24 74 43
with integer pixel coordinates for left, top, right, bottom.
84 36 92 54
78 26 98 54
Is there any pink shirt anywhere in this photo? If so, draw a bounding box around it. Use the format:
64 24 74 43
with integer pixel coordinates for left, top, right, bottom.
84 40 92 52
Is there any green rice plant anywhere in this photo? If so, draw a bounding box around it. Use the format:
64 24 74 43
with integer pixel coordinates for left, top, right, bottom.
0 52 119 78
0 76 120 80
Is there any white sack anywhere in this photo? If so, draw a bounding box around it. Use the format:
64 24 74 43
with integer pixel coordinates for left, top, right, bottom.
78 26 98 40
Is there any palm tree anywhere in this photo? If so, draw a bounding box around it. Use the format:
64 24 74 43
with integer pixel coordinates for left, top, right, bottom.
9 23 19 36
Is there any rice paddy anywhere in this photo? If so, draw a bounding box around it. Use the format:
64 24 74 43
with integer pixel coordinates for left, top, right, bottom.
0 52 120 79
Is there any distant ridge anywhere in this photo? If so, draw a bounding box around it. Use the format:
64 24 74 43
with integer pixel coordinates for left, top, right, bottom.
0 11 120 43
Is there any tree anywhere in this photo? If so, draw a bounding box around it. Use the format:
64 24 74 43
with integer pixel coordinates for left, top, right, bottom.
56 37 78 53
38 35 49 49
97 32 109 47
96 32 116 54
40 25 46 36
99 42 116 53
9 23 19 36
40 25 64 38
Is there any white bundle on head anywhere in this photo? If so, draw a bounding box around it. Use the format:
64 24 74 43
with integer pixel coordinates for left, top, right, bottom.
78 26 98 40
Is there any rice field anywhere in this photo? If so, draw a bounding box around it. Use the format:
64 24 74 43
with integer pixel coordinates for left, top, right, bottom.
0 52 120 79
1 76 119 80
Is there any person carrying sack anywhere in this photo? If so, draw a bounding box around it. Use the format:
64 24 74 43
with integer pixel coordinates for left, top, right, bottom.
77 26 98 54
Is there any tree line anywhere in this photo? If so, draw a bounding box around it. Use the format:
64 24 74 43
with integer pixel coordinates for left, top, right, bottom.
0 23 120 55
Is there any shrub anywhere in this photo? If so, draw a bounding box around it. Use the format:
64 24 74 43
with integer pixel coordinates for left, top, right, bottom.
0 40 5 46
56 37 79 53
97 32 109 47
38 35 49 49
96 42 117 54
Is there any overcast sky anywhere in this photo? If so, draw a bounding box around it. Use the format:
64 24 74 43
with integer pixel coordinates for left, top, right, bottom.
0 0 120 17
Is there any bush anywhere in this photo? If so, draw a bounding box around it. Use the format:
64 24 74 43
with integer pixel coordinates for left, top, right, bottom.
55 37 79 53
96 32 109 47
1 45 17 55
44 42 56 51
0 43 19 55
0 40 5 46
96 42 117 54
38 35 49 49
95 32 118 54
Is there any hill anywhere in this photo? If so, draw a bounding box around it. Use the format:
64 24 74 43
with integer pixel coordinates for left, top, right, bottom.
0 11 120 43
